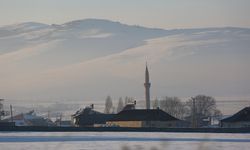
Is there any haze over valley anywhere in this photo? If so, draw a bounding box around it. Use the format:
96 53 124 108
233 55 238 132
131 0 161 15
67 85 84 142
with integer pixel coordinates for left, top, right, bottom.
0 19 250 115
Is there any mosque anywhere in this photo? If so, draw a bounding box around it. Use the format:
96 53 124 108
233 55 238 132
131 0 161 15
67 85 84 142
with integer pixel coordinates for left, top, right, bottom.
72 64 187 128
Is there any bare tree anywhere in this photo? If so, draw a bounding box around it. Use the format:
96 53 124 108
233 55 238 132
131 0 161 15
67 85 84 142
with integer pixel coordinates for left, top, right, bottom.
104 96 113 114
186 95 222 127
159 96 186 119
213 109 222 117
117 97 124 113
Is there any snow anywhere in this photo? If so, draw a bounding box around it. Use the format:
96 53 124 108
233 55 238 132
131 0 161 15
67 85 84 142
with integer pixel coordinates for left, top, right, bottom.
0 132 249 150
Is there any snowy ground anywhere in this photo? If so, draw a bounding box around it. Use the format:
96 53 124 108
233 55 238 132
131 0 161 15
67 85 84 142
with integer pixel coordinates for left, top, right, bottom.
0 132 250 150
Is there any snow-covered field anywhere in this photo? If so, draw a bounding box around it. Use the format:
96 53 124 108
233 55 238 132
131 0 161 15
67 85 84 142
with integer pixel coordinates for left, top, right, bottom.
0 132 249 150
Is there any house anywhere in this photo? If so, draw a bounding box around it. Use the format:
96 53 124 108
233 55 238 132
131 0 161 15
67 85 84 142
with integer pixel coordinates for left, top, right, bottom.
4 110 55 126
122 102 136 111
106 109 188 128
72 102 137 127
72 105 115 127
220 107 250 128
0 121 15 127
55 120 73 127
184 115 213 128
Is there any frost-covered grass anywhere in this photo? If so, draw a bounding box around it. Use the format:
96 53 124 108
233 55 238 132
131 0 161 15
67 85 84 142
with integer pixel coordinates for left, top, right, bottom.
0 132 250 150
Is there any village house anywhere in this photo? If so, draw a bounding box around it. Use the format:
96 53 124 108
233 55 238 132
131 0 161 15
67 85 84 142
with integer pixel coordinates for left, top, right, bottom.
106 109 188 128
71 105 114 127
220 107 250 128
4 110 55 126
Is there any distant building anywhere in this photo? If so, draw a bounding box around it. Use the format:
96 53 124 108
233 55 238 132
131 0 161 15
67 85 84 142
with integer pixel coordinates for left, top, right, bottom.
4 110 55 126
220 107 250 128
71 105 114 127
184 115 213 128
55 120 73 127
0 99 15 127
106 109 188 128
0 122 15 127
72 102 137 127
122 101 136 111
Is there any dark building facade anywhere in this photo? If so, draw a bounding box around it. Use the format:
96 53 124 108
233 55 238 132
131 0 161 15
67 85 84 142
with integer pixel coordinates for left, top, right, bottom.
220 107 250 128
3 110 55 126
72 106 114 127
107 109 188 128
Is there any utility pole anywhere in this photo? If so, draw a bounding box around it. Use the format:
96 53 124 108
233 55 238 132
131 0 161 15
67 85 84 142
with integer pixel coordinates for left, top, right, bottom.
47 109 51 126
191 97 197 128
0 99 4 121
59 113 62 127
10 105 13 122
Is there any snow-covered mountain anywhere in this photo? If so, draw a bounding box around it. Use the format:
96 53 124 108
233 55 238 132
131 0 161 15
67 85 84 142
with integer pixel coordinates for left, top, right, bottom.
0 19 167 59
1 19 250 114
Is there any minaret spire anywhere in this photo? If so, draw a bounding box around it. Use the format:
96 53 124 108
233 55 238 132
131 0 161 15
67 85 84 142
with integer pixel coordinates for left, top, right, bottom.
144 62 151 109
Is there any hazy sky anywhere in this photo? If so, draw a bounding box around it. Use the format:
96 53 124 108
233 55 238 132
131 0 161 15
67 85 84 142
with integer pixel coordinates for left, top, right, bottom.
0 0 250 29
1 0 250 115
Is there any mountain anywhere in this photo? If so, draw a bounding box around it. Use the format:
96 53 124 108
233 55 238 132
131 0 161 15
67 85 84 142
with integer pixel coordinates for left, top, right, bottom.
0 19 167 58
0 19 250 114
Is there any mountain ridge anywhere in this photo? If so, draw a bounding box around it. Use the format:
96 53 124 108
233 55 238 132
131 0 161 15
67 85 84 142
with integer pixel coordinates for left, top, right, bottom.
1 18 249 57
2 18 250 30
0 19 250 109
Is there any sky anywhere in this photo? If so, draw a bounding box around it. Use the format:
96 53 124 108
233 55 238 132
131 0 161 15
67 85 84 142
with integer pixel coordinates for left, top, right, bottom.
0 0 250 29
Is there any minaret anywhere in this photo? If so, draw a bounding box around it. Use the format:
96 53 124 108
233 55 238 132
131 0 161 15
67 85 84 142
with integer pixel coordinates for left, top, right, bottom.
144 63 151 109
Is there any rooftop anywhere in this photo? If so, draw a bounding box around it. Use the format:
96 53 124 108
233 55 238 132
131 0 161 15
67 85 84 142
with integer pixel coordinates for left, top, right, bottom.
109 109 179 121
221 107 250 122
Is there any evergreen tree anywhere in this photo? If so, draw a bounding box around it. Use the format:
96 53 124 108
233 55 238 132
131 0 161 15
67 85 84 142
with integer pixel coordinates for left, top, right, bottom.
104 96 113 114
117 97 124 113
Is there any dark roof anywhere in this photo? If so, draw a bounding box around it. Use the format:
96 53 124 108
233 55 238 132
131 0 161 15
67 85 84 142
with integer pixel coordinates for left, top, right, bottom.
72 107 102 117
221 107 250 122
108 109 179 121
75 114 115 125
122 104 135 111
72 107 116 126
